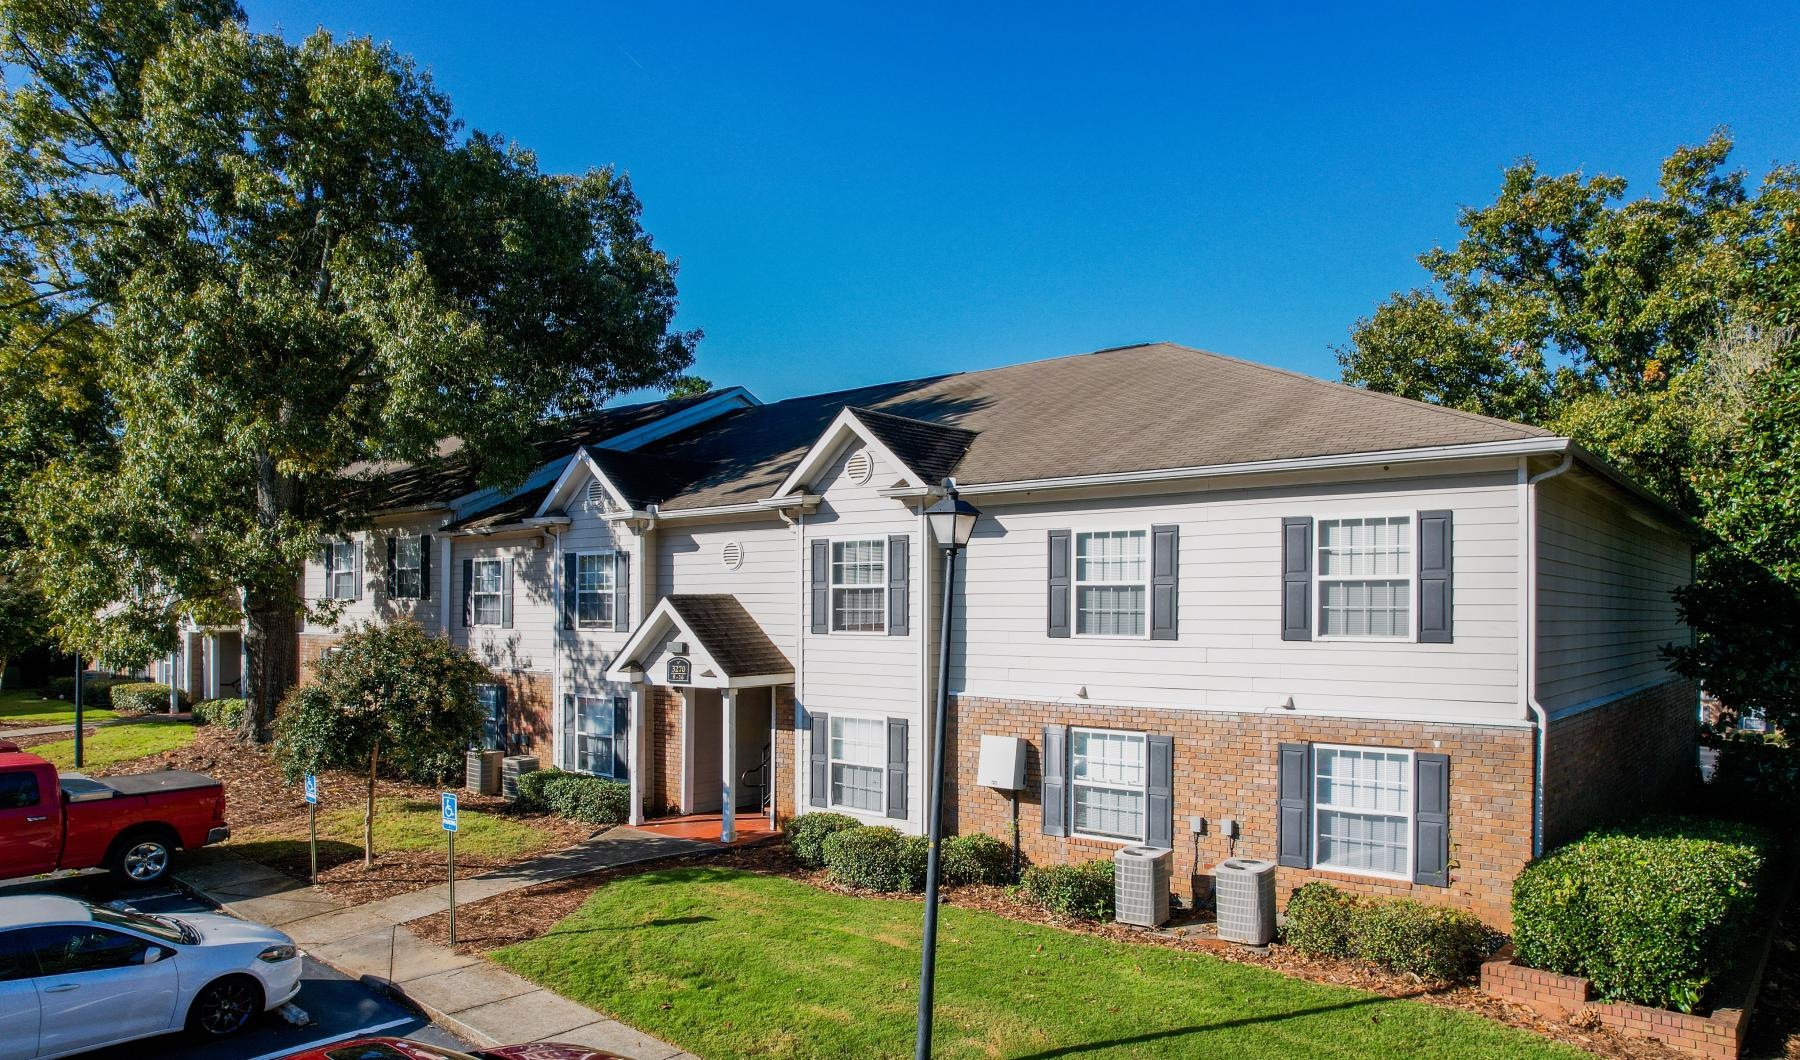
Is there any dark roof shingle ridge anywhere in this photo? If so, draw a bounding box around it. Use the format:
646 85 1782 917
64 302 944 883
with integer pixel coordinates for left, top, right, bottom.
846 405 981 439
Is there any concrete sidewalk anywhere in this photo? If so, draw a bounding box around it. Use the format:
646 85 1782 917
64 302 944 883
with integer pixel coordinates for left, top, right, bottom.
174 828 714 1058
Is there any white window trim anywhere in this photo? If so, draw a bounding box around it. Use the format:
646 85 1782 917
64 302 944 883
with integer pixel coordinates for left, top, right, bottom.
470 557 505 628
574 550 617 631
391 533 425 600
570 692 628 780
1072 527 1151 640
1312 513 1417 643
328 538 361 600
1068 726 1149 844
829 538 887 635
1310 743 1415 882
826 714 887 814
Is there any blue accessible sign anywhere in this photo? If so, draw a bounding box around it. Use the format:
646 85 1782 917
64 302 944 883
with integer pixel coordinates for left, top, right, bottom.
441 791 459 832
303 774 317 805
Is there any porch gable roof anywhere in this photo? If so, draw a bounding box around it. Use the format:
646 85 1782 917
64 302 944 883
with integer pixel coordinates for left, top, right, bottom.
606 594 794 689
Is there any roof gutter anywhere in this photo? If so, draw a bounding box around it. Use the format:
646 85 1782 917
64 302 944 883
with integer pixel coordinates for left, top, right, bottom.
447 515 571 538
1523 450 1575 858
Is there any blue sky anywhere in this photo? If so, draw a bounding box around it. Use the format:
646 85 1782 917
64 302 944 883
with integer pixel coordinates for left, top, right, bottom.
251 1 1800 404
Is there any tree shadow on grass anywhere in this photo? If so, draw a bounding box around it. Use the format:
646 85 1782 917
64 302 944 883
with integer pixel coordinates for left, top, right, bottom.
1007 995 1399 1059
228 838 364 877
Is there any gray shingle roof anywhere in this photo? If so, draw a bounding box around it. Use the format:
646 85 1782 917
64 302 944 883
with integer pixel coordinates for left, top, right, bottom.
666 594 793 678
848 407 979 487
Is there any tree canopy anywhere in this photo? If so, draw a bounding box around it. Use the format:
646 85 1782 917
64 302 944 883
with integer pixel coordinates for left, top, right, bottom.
0 0 699 734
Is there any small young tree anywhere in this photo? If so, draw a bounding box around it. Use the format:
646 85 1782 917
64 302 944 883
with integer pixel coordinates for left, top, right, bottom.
274 620 486 867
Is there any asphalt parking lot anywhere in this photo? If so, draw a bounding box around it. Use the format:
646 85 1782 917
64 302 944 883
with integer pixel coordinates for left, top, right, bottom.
2 872 473 1060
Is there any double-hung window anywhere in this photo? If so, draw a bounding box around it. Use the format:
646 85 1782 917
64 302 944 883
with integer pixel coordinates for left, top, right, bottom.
574 694 626 778
828 715 886 811
328 539 361 600
576 553 615 629
392 535 424 599
1075 530 1147 636
1070 728 1147 841
830 540 886 633
1312 745 1413 879
1316 516 1412 639
471 559 505 627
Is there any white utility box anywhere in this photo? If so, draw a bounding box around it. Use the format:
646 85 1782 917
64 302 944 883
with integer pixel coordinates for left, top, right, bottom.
977 734 1026 790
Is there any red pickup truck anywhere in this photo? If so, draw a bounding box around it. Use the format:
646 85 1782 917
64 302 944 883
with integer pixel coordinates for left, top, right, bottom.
0 742 229 886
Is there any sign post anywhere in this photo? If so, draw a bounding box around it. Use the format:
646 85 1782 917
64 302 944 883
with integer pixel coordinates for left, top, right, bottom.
441 792 459 944
303 775 319 884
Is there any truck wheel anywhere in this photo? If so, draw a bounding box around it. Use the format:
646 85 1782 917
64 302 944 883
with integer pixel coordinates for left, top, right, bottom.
186 975 262 1038
107 829 175 885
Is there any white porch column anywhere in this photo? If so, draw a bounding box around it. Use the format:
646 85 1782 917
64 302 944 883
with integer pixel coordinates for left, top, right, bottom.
628 687 646 827
721 688 737 843
203 635 219 700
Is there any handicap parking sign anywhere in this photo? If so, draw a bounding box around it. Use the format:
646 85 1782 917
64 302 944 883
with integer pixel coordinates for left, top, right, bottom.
441 791 459 832
304 774 317 805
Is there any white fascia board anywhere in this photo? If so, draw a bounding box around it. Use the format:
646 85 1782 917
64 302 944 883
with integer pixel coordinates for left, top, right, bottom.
770 407 927 500
955 437 1573 498
448 456 573 519
446 515 571 539
602 386 761 452
532 448 634 519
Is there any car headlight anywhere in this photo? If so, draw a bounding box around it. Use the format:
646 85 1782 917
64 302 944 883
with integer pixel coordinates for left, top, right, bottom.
257 944 297 963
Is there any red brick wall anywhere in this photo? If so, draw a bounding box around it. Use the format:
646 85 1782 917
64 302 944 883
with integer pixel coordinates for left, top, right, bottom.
646 687 684 817
773 686 797 826
496 670 554 764
297 633 339 686
1543 679 1699 848
946 695 1536 927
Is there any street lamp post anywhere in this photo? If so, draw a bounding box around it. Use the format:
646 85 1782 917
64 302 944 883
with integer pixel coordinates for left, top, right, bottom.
915 479 980 1060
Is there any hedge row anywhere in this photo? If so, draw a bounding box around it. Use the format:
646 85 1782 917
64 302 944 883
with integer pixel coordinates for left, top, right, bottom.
1511 815 1770 1012
110 682 191 715
193 698 247 729
1283 882 1489 983
513 768 629 825
1019 860 1116 920
783 813 1015 892
44 674 132 707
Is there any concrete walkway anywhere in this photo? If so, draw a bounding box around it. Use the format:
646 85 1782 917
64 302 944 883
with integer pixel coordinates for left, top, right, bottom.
174 826 716 1058
1 712 188 740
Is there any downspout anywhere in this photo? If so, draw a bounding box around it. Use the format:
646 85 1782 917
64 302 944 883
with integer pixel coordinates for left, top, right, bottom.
794 511 807 812
552 527 563 771
1524 449 1574 857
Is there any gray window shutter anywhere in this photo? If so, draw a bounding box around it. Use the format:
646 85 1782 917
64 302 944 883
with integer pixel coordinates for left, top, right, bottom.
1146 733 1173 849
461 558 473 627
1277 742 1311 867
1281 517 1312 641
613 697 632 782
352 540 364 599
810 541 829 634
323 542 337 600
1417 510 1454 644
887 535 909 636
562 693 576 770
1150 524 1178 641
614 552 631 633
1046 530 1071 638
886 717 908 819
561 552 577 630
1041 724 1068 836
386 536 398 595
420 535 433 600
1414 753 1450 886
808 710 829 806
501 559 515 628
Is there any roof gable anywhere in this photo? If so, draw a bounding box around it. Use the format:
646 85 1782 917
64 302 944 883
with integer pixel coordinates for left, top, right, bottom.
606 595 794 688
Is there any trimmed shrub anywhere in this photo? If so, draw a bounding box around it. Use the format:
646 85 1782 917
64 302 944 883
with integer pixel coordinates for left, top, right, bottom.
512 768 628 825
1281 881 1356 958
940 832 1012 886
821 825 928 892
1348 898 1488 982
1512 815 1770 1011
45 674 125 707
785 812 860 869
193 698 247 729
111 683 188 715
1019 859 1116 920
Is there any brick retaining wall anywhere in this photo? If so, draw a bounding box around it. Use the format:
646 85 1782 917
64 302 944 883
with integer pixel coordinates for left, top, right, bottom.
1481 949 1749 1059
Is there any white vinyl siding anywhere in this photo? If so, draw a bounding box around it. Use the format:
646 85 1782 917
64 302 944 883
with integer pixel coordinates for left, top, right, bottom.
1316 516 1412 639
1075 530 1147 637
471 559 504 627
830 539 886 633
1070 728 1146 841
392 535 424 599
829 715 886 812
328 540 360 600
1312 744 1412 880
576 552 615 629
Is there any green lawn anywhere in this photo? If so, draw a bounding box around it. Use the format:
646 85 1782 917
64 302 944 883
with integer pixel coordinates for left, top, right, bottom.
29 718 195 771
0 689 120 727
233 797 562 862
492 867 1579 1060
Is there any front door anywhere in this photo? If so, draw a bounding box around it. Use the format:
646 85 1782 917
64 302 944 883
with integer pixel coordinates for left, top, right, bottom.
0 770 59 879
29 925 179 1054
687 691 722 813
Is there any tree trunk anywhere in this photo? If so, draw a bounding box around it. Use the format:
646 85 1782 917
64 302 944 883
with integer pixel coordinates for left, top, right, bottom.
242 449 302 743
365 739 379 869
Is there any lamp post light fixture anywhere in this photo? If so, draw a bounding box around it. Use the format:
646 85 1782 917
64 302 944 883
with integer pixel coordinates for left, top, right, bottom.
915 479 980 1060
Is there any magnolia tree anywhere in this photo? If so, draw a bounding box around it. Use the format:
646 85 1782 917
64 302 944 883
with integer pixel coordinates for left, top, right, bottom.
1 0 698 740
273 620 486 868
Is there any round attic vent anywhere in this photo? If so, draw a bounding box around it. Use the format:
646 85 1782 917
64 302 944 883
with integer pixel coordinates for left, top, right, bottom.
721 541 744 571
845 448 873 485
586 481 610 511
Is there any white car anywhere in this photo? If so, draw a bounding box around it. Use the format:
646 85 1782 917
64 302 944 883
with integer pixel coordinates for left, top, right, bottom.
0 894 303 1059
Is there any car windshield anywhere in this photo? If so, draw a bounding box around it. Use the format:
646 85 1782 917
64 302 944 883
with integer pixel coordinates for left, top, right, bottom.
88 904 193 945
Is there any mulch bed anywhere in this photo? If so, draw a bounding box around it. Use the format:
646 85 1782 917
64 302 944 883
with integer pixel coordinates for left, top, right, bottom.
1742 881 1800 1058
409 841 1683 1060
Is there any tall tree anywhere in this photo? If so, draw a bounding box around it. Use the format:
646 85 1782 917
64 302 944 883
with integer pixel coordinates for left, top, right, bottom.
0 0 698 738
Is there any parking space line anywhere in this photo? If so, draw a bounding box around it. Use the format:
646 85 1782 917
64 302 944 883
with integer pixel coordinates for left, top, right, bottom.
243 1016 415 1060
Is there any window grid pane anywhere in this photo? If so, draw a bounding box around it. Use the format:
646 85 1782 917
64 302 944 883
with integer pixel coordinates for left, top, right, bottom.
1076 586 1146 636
1074 531 1147 636
331 541 359 597
473 560 503 626
829 716 886 812
830 541 886 632
1071 729 1147 840
1317 517 1411 638
393 537 423 598
1075 530 1146 582
576 554 615 627
1314 747 1411 876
